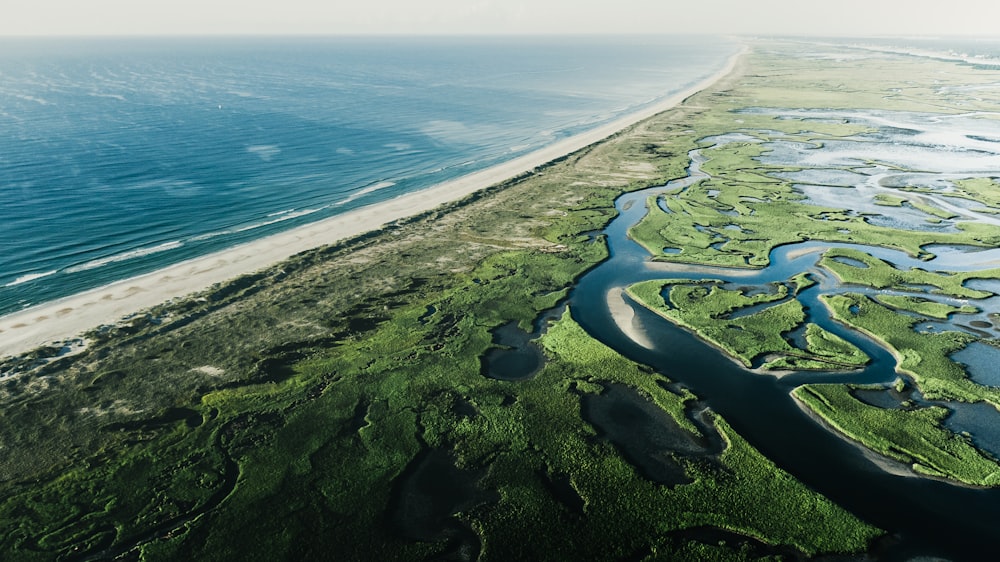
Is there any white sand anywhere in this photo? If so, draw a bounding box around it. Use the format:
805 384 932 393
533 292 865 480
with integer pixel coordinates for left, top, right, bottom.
0 46 746 359
606 287 657 350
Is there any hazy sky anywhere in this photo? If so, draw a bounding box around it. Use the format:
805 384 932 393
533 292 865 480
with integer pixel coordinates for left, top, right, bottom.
4 0 999 37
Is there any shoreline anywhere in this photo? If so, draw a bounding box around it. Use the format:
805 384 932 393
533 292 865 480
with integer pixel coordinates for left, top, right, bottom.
790 390 920 479
0 45 747 359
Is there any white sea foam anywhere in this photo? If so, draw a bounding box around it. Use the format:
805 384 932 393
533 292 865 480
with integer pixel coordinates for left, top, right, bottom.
161 180 203 198
336 181 396 206
13 93 50 105
125 179 203 198
420 120 468 140
188 208 324 241
5 270 58 287
247 144 281 161
188 231 228 242
232 208 322 233
66 242 184 273
418 119 505 145
87 92 126 102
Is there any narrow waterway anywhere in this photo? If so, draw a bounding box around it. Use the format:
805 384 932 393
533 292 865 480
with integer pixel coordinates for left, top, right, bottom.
567 151 1000 561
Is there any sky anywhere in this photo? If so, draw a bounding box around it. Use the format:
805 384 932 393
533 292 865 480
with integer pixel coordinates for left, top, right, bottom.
3 0 1000 37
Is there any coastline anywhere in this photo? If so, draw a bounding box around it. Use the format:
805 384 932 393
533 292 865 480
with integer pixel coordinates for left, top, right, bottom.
0 45 747 359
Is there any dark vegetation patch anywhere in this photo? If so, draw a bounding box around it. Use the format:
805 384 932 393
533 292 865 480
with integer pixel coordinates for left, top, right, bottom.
662 526 825 561
387 448 495 558
103 407 203 433
539 468 586 516
581 384 722 485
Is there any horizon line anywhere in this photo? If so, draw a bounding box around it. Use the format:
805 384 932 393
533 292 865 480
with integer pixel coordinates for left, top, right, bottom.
1 31 997 40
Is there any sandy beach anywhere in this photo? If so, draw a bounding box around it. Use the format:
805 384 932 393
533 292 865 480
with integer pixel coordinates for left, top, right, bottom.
0 46 745 359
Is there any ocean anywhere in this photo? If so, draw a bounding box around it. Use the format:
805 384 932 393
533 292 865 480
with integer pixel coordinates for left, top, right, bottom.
0 36 736 316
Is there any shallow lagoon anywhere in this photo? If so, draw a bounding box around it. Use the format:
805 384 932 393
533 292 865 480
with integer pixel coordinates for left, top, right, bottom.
482 321 545 381
952 341 1000 387
944 400 1000 460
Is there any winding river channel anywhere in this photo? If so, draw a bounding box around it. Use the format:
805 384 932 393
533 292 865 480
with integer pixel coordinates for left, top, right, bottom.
565 130 1000 560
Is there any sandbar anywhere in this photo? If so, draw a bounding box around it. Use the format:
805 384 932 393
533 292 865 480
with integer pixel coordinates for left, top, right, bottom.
0 46 746 359
606 287 657 350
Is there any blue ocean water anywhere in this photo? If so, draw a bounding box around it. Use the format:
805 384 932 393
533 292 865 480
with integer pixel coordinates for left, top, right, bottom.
0 36 736 315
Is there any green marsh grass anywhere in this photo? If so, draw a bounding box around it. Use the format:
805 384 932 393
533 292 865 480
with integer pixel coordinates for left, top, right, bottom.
795 384 1000 486
628 279 868 371
819 248 1000 299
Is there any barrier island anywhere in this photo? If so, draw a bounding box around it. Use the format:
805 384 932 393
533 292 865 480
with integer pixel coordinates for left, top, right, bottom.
5 39 1000 560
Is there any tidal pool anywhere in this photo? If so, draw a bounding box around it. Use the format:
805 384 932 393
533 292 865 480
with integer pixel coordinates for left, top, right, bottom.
700 132 760 146
775 168 871 187
852 388 905 409
925 245 1000 270
481 322 544 381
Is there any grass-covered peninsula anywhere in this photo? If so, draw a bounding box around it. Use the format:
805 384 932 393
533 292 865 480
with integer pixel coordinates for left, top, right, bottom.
794 384 1000 487
626 278 868 371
